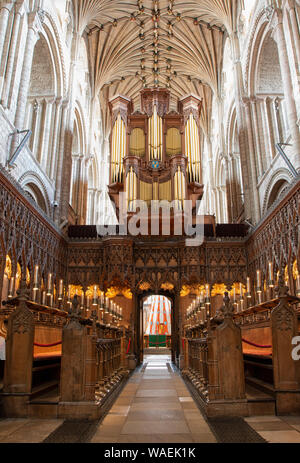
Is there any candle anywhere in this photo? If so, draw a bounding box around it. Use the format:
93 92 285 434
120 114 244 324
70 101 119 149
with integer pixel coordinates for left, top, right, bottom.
86 295 90 308
239 283 243 299
256 270 262 292
42 290 46 305
33 266 39 289
297 275 300 297
92 285 98 306
47 273 52 295
100 293 104 308
233 287 236 302
58 279 63 300
247 277 251 295
81 292 85 307
269 262 274 281
8 276 14 298
67 285 71 304
205 284 210 298
200 290 204 305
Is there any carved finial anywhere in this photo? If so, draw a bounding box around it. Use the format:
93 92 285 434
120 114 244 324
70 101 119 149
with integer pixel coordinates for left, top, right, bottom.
91 308 98 322
220 292 234 318
16 277 30 302
275 271 289 298
70 294 80 317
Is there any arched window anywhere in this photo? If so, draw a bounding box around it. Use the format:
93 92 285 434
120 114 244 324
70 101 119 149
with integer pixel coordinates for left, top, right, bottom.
254 33 287 172
23 182 48 214
267 179 290 211
26 35 55 173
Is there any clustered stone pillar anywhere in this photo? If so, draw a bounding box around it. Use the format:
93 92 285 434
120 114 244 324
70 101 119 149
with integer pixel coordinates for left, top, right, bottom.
230 32 261 225
0 2 22 108
270 7 300 167
13 10 42 133
0 3 14 66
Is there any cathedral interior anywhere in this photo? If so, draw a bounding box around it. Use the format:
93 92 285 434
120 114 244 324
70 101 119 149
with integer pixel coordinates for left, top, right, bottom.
0 0 300 445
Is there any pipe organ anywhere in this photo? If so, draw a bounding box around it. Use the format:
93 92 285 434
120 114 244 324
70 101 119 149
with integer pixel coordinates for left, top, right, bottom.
108 89 204 216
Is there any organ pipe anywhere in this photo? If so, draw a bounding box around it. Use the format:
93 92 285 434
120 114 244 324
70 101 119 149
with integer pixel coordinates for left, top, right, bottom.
174 166 185 210
126 167 137 212
111 113 126 183
185 113 201 183
148 105 163 161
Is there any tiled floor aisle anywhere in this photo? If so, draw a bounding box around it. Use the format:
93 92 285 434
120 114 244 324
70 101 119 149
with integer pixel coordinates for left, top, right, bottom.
91 354 217 443
1 355 300 443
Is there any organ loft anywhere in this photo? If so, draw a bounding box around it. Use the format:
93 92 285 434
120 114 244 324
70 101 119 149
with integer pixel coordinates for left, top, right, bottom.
108 88 204 218
0 0 300 446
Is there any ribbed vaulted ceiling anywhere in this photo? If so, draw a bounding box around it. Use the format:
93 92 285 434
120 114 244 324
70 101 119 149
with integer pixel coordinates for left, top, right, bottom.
73 0 240 133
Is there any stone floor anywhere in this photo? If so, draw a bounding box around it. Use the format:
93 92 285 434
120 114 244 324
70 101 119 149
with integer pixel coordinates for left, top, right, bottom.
91 354 217 443
0 354 300 443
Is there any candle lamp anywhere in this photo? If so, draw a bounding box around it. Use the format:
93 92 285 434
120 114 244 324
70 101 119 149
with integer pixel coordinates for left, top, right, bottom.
105 297 110 314
239 283 244 301
205 284 211 305
196 296 201 313
100 293 105 310
268 262 275 287
46 273 53 296
297 275 300 297
58 279 64 301
256 270 262 294
92 285 98 307
246 277 251 299
8 276 14 299
67 285 72 305
33 265 39 291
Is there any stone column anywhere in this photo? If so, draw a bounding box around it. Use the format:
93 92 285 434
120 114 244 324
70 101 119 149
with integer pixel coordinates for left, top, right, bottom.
28 99 40 157
0 1 14 76
243 98 261 222
224 156 233 223
286 0 300 72
228 154 237 220
229 32 253 222
0 2 22 108
40 97 54 173
264 97 276 160
49 97 62 179
13 10 42 131
269 7 300 166
53 99 69 223
69 154 77 208
250 98 264 178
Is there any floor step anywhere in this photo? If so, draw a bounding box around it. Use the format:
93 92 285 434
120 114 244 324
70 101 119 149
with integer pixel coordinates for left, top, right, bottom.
29 380 59 401
246 383 276 416
246 376 275 398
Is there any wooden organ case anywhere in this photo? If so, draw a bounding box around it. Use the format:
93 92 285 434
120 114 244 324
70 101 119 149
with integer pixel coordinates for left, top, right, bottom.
108 89 204 223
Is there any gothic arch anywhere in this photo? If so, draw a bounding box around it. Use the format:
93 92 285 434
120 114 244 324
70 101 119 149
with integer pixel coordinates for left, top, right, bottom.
25 19 65 179
19 172 51 215
262 169 293 215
